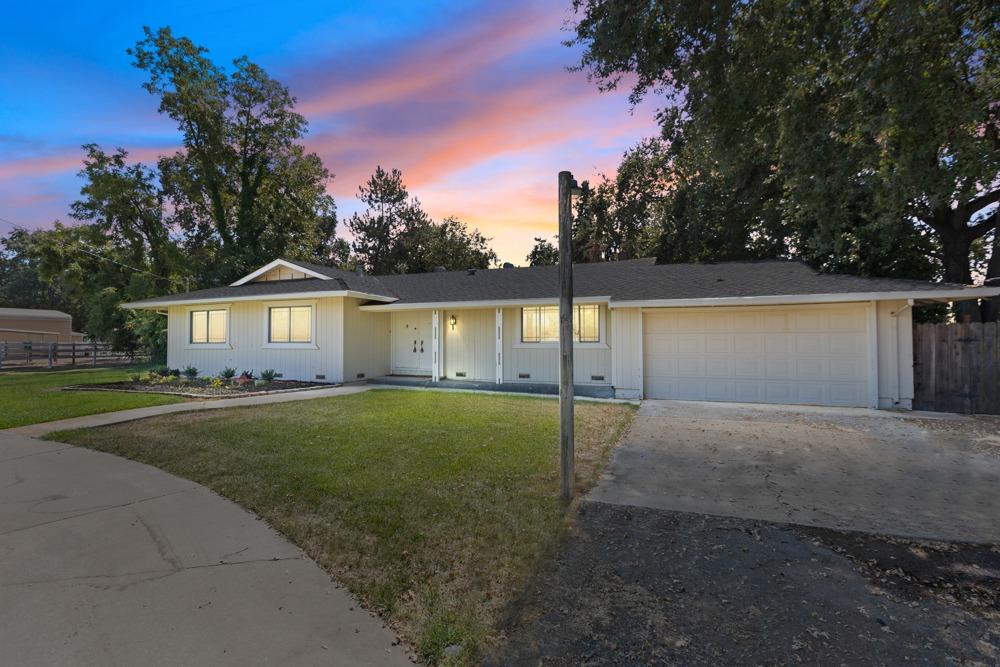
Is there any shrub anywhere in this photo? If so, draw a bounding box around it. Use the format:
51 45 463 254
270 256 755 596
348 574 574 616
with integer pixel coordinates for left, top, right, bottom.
182 365 199 379
219 367 237 380
166 368 180 377
154 365 171 377
236 370 255 386
211 378 224 389
260 369 277 383
129 374 142 383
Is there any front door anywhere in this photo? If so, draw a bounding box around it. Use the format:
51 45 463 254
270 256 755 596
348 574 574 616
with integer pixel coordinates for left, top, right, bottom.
392 311 433 375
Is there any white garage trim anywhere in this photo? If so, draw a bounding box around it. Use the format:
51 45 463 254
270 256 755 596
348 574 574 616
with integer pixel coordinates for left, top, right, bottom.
867 301 879 409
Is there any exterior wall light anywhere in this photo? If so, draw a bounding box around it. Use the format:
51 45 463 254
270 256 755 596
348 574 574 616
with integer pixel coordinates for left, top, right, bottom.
449 314 458 330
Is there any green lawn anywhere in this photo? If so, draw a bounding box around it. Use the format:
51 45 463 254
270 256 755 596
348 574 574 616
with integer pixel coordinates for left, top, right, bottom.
0 366 184 429
52 389 636 664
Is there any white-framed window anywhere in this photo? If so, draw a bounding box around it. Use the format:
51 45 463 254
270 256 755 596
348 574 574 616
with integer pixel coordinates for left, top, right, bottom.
268 305 313 344
521 304 601 344
189 308 228 344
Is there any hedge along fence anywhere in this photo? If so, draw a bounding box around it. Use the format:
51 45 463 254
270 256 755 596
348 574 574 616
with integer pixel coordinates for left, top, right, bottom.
913 322 1000 415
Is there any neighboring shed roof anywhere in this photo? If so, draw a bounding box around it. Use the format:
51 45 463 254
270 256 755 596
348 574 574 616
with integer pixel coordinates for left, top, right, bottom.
0 307 73 320
123 258 993 309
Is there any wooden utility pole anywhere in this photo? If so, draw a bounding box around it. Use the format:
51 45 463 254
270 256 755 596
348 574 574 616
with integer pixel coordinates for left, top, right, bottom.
558 171 579 501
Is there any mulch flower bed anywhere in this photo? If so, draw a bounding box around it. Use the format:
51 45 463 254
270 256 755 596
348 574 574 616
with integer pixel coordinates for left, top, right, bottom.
70 378 329 398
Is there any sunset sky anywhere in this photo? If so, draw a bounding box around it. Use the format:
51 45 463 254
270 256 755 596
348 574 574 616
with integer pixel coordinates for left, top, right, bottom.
0 1 659 264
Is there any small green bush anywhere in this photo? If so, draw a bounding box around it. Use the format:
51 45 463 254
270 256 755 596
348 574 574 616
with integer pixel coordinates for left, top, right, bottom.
154 365 171 377
129 374 142 383
219 367 237 380
260 369 277 383
182 365 199 379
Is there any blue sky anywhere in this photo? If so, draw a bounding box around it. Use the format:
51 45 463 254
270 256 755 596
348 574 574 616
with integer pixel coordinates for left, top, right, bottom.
0 1 658 262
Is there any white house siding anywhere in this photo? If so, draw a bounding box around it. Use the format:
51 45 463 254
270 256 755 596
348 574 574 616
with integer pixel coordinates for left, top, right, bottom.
876 299 914 409
442 308 496 381
166 297 345 382
610 308 643 398
342 298 390 382
500 305 612 385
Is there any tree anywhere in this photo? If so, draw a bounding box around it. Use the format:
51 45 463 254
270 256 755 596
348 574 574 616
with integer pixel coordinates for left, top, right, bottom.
569 1 1000 297
130 27 341 282
346 166 428 273
347 167 497 273
526 237 559 266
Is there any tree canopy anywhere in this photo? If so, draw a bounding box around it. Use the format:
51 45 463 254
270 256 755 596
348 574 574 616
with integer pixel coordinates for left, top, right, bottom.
569 0 1000 299
347 166 497 274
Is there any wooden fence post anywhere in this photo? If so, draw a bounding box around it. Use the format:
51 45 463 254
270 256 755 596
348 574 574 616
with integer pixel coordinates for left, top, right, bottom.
92 342 98 367
0 341 5 369
47 342 54 369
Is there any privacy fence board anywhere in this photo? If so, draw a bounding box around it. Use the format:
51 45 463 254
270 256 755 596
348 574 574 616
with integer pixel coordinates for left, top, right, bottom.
913 322 999 415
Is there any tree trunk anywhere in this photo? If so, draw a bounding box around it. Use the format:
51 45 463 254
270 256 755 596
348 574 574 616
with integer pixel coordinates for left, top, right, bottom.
937 216 979 322
981 213 1000 323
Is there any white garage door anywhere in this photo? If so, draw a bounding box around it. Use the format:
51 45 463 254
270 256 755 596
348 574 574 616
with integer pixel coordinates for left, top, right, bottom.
643 304 870 407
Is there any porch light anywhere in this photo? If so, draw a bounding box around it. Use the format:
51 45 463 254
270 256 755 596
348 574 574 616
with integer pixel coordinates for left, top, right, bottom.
449 314 457 330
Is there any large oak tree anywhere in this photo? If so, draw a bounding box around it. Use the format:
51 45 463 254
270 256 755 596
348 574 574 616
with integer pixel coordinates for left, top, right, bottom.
569 1 1000 299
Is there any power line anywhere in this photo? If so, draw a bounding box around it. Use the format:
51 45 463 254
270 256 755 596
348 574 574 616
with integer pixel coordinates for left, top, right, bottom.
0 215 188 289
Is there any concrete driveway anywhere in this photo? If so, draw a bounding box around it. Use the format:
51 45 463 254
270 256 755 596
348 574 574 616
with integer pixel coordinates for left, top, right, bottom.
0 388 410 666
590 400 1000 543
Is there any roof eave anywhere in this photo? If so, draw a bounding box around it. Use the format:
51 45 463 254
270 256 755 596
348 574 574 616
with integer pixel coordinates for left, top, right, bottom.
358 296 613 311
609 287 1000 309
122 290 397 309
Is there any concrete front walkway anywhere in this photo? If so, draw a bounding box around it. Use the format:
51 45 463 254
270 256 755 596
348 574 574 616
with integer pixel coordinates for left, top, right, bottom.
0 385 411 666
590 399 1000 543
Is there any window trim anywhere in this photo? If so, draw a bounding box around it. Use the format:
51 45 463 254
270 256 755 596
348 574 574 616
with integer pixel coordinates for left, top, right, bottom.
514 304 608 349
184 305 231 349
262 300 319 349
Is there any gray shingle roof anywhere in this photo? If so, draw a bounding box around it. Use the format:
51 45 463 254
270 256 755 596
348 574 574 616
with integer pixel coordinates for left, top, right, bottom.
126 258 970 308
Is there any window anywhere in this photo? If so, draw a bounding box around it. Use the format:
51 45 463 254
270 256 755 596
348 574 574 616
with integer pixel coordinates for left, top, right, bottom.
269 306 312 343
521 305 600 343
190 309 227 344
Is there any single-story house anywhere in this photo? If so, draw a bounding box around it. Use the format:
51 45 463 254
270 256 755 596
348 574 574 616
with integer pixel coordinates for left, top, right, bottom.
123 258 1000 409
0 307 86 344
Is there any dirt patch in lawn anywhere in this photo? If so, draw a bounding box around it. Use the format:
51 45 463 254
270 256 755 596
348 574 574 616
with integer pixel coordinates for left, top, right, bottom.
488 502 1000 666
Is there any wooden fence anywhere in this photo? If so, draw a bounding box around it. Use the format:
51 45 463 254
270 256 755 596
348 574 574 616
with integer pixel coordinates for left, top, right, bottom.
0 341 147 370
913 322 1000 415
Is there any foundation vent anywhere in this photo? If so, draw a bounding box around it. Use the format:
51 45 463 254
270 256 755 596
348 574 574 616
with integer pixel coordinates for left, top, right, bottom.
315 374 326 380
591 375 605 382
518 372 531 379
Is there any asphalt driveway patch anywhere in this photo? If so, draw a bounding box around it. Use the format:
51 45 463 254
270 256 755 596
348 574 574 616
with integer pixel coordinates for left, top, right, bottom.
487 501 1000 666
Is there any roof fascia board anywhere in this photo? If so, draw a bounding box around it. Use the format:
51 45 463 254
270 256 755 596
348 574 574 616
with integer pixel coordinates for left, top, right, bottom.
230 259 334 286
358 296 612 312
610 287 1000 309
122 290 397 309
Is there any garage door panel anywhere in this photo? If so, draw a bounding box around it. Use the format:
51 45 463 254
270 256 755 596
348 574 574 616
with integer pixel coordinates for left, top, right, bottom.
733 334 761 354
676 357 703 376
829 333 865 355
764 334 788 354
705 380 734 401
643 305 869 408
793 334 824 355
794 358 825 379
705 358 732 377
734 357 762 377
